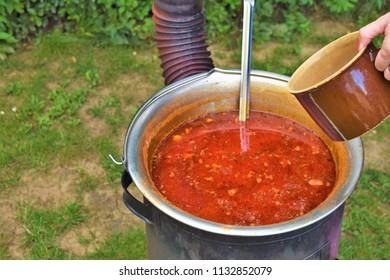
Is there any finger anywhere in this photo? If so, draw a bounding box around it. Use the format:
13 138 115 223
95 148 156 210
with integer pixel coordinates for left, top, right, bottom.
375 25 390 71
358 12 390 50
384 65 390 81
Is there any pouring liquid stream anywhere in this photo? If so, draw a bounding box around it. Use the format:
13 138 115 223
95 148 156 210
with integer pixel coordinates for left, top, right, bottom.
239 0 255 152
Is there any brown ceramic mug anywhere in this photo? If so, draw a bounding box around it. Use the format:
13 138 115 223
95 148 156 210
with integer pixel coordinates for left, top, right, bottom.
287 31 390 141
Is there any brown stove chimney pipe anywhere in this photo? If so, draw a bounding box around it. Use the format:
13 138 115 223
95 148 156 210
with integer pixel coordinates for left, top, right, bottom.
152 0 214 85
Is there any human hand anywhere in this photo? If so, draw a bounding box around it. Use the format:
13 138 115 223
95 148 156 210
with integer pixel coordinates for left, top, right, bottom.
359 12 390 81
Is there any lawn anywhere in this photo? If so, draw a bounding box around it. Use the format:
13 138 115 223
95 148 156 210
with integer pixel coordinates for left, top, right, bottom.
0 18 389 260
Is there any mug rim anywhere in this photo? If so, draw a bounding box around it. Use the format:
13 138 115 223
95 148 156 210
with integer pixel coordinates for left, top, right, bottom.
287 31 366 94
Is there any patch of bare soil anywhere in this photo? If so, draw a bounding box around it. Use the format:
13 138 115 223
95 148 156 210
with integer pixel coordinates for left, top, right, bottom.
114 73 161 108
300 44 322 58
362 133 390 173
311 19 356 38
54 157 143 256
0 195 26 259
208 44 238 69
18 167 80 209
56 183 143 257
62 157 143 256
300 19 357 59
1 166 82 258
79 72 163 141
252 41 282 63
0 78 6 90
2 158 142 259
51 73 160 257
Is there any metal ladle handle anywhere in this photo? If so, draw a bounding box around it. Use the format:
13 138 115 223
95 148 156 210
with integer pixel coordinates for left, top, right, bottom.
239 0 255 121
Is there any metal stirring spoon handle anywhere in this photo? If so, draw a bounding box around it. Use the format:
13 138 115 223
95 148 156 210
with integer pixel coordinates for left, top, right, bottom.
239 0 255 122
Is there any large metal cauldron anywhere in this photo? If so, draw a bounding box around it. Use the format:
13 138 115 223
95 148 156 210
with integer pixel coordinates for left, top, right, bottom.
119 69 363 259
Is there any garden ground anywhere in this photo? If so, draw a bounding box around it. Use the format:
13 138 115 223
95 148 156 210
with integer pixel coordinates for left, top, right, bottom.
0 18 388 260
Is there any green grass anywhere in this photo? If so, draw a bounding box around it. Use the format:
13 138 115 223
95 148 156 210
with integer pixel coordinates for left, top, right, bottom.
15 200 147 260
84 228 147 260
0 233 11 260
0 30 160 184
252 44 307 76
375 117 390 136
0 30 158 259
0 20 388 260
0 249 9 260
76 171 100 197
339 169 390 259
17 201 87 259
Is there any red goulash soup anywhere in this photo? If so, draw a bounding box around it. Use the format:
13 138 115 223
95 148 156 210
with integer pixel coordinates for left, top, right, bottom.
152 111 336 226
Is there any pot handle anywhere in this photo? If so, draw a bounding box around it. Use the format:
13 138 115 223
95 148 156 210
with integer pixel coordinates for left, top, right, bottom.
121 170 154 225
